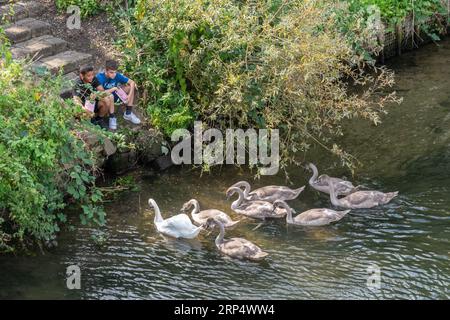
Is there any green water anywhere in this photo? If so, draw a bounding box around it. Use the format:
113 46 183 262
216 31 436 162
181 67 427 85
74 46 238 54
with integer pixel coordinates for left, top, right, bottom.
0 40 449 300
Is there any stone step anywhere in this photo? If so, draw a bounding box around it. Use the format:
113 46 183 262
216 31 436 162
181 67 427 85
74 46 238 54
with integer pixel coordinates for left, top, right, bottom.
32 50 92 75
11 35 68 59
4 18 51 44
0 1 43 23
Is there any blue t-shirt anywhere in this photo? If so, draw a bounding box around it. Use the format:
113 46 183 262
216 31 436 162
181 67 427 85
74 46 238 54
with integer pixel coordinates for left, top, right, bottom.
96 72 129 90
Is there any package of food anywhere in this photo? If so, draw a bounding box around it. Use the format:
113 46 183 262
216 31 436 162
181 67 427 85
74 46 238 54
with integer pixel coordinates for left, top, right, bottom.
84 100 96 113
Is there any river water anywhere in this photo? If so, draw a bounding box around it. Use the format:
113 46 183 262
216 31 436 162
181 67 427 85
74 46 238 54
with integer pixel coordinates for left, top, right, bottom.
0 40 449 300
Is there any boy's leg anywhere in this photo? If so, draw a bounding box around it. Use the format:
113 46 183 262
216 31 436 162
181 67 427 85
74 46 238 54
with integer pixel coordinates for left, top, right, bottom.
101 95 117 130
97 100 109 117
92 100 109 129
122 83 141 124
122 84 135 109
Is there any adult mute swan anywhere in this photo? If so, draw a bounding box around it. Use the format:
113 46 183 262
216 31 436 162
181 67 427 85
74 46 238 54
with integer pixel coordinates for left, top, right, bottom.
230 181 305 203
148 199 203 239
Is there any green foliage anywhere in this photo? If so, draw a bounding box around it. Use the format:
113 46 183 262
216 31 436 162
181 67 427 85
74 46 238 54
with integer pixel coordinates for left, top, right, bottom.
341 0 448 49
55 0 102 18
346 0 447 25
0 30 109 253
114 0 401 172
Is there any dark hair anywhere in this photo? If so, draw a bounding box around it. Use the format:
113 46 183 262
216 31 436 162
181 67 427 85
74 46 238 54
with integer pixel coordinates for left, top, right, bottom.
105 60 119 71
79 65 94 75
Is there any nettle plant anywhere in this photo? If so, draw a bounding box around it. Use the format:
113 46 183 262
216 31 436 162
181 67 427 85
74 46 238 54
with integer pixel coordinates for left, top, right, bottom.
0 32 111 252
117 0 401 174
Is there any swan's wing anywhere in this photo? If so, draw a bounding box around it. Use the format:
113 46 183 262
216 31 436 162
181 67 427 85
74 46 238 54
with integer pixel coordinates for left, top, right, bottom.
245 201 273 211
318 176 354 189
222 238 260 256
163 214 198 233
346 191 374 205
197 209 227 220
294 209 327 223
238 201 274 217
252 186 291 197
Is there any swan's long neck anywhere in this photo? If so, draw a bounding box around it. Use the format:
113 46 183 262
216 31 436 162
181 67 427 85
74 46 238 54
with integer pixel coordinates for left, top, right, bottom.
329 183 341 207
231 188 244 209
190 200 200 216
286 206 294 224
240 181 251 198
153 202 164 224
215 221 225 246
309 163 319 185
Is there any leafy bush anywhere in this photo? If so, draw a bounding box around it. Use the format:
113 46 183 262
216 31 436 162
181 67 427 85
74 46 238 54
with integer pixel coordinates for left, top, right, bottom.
0 30 108 253
343 0 448 43
55 0 102 18
115 0 400 173
346 0 447 25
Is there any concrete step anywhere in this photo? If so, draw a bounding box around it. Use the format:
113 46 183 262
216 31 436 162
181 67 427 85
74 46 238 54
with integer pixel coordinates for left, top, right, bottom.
4 18 51 44
32 50 92 75
0 1 43 23
11 35 68 59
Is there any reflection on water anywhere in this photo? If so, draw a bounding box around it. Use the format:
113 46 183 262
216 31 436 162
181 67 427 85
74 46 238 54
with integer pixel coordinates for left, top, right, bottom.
1 40 450 300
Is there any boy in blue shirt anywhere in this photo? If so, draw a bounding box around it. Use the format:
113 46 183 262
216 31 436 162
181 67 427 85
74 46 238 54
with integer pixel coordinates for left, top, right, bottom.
96 60 141 125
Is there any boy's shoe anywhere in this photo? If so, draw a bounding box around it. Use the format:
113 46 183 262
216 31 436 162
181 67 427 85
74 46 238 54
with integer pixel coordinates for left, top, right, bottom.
109 117 117 130
123 111 141 125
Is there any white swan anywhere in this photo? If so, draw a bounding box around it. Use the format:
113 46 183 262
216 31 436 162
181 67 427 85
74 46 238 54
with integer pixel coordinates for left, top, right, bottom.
148 199 203 239
181 199 240 228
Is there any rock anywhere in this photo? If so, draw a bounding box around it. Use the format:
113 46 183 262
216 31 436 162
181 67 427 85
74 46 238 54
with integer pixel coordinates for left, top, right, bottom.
11 35 68 60
77 130 117 168
4 18 51 44
153 154 174 171
105 150 138 174
32 50 92 75
134 128 165 164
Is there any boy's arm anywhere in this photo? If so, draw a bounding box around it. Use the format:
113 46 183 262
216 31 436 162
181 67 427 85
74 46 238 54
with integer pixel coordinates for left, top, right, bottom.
126 78 138 91
96 84 118 94
118 72 137 89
